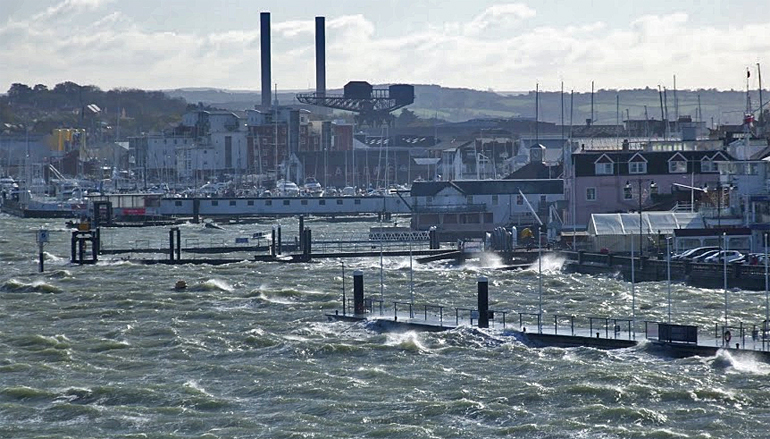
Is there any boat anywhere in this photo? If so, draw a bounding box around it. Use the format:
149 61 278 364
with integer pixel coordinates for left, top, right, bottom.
303 177 323 196
275 180 300 197
1 189 89 218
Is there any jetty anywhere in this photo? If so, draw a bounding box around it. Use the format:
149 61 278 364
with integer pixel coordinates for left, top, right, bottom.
327 272 770 361
563 250 770 291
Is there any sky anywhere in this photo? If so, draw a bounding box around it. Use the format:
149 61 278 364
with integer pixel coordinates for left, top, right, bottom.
1 0 769 93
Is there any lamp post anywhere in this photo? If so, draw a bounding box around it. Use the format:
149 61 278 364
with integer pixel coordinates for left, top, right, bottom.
762 232 770 351
625 179 658 257
666 235 672 323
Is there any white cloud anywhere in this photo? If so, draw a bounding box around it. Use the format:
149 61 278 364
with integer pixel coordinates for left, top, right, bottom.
34 0 113 21
465 3 537 36
0 2 768 94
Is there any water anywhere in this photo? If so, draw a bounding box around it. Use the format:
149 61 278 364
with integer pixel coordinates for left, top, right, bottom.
2 214 770 438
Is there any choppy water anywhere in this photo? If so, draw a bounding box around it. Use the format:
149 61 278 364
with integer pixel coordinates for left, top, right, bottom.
2 214 770 438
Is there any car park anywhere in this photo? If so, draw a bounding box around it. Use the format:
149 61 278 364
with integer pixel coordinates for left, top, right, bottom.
691 249 721 263
703 250 745 264
672 246 719 260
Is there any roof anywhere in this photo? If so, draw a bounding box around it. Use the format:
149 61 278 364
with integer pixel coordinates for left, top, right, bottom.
588 212 704 236
573 150 735 177
505 162 563 179
411 179 563 197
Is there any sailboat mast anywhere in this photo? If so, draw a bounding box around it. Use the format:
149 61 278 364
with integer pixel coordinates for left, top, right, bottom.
535 83 539 143
758 63 765 129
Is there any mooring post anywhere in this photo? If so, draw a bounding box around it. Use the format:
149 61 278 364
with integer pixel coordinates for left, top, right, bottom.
298 215 305 251
169 228 175 261
270 227 276 257
277 225 282 255
78 238 85 265
192 198 200 224
175 227 181 260
94 227 101 255
429 227 437 250
478 276 489 328
37 236 45 273
70 231 77 263
353 270 365 315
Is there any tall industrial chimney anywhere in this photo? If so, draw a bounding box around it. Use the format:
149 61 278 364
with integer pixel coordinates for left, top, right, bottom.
315 16 326 98
260 12 272 107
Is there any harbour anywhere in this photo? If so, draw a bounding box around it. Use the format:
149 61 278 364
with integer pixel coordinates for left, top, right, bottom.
2 2 770 437
4 213 770 438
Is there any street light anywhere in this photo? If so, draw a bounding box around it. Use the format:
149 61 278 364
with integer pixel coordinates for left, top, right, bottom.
625 179 658 257
703 182 734 228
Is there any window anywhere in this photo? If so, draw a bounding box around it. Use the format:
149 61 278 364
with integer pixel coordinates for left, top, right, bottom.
668 154 688 173
586 187 596 201
301 199 308 205
175 200 182 207
492 195 499 205
484 212 493 223
629 161 647 174
466 195 474 204
229 200 236 206
265 200 272 206
540 195 547 204
354 199 361 205
595 162 614 175
247 200 254 206
669 160 687 173
283 200 290 206
516 195 523 205
701 158 715 173
211 200 218 206
337 199 343 205
319 199 326 205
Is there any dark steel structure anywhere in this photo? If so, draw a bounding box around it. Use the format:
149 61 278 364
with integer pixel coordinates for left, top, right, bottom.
260 12 271 107
296 81 415 126
315 16 326 98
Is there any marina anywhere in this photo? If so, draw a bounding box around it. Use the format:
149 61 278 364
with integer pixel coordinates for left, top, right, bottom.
2 2 770 436
4 215 770 437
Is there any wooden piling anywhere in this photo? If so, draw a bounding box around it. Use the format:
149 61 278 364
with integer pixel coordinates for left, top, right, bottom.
477 276 489 328
353 270 364 315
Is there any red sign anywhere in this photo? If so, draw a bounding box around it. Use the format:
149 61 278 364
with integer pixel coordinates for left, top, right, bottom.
121 208 146 216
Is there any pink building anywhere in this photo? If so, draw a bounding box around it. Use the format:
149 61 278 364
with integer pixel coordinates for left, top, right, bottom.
567 149 734 228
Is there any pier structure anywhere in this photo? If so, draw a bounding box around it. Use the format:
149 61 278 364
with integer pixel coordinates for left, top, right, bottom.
563 250 770 291
159 195 410 223
327 272 770 361
95 218 448 265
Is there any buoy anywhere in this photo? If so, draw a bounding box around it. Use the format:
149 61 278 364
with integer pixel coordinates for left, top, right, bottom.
175 280 187 290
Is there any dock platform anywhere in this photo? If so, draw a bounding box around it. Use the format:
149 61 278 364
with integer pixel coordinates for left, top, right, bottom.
327 273 770 362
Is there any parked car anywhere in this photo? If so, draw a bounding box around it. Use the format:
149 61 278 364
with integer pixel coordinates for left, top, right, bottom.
703 250 746 264
672 246 719 261
691 249 721 263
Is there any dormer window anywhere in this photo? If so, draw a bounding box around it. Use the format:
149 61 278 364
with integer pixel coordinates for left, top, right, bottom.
701 157 716 173
668 153 687 173
628 153 647 174
594 154 615 175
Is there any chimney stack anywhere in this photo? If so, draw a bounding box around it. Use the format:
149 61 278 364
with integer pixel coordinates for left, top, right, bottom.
260 12 272 108
315 16 326 98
